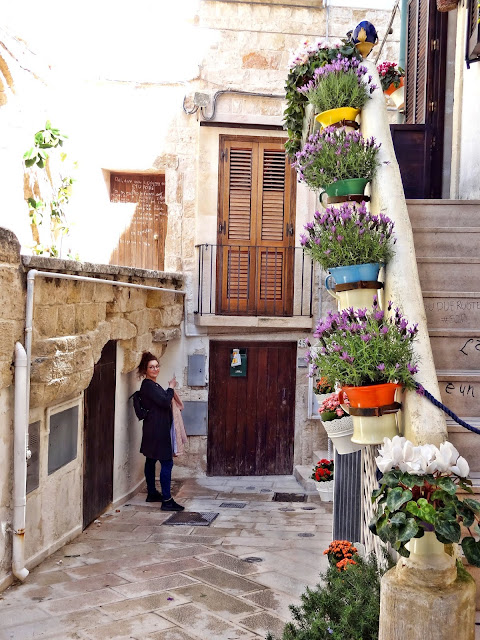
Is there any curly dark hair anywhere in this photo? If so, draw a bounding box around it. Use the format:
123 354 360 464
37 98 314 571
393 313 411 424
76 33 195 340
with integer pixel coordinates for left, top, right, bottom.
137 351 158 378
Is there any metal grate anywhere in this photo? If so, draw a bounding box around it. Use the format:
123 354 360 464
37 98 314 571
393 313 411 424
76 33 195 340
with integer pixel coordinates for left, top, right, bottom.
48 406 79 475
163 512 219 526
219 502 247 509
27 421 40 494
298 533 315 538
242 557 263 563
273 493 307 502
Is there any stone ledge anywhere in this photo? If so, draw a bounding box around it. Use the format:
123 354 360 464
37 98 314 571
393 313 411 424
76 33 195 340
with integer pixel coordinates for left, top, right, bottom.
21 255 184 287
195 315 313 330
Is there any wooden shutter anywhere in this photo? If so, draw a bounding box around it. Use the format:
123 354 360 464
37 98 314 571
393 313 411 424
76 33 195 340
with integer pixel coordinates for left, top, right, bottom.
405 0 429 124
218 137 295 316
110 173 167 270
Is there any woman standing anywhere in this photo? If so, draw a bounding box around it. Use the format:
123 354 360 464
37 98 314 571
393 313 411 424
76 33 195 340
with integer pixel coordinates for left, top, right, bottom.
137 351 184 511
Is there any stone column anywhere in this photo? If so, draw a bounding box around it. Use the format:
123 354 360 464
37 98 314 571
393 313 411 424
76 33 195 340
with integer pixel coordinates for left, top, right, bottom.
379 544 476 640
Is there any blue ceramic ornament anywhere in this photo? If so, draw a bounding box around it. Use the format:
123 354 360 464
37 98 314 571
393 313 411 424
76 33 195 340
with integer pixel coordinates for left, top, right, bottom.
352 21 378 58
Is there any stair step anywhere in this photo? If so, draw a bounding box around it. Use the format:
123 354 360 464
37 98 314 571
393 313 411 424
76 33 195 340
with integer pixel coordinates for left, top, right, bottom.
429 334 480 371
447 421 480 476
413 228 480 258
429 372 479 419
423 292 480 330
293 465 317 493
407 200 480 228
417 259 480 292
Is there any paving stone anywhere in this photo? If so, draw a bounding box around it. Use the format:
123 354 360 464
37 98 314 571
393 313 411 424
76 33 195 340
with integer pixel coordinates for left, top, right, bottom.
143 629 198 640
238 611 286 637
161 603 256 639
0 609 110 640
148 534 224 546
184 567 265 595
81 612 173 639
37 587 124 615
250 571 314 599
0 605 50 629
241 588 299 620
199 552 259 576
171 583 258 618
114 557 206 582
47 573 128 598
111 573 197 599
99 591 191 620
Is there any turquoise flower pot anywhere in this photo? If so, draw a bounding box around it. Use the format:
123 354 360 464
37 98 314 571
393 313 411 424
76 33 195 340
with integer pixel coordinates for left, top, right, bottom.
326 263 381 287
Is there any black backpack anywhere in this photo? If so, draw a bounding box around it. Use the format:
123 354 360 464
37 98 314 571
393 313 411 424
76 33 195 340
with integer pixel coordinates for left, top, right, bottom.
130 391 149 421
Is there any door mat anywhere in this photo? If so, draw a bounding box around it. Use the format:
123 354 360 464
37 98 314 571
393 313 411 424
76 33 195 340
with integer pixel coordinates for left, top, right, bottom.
163 512 219 526
273 493 307 502
219 502 247 508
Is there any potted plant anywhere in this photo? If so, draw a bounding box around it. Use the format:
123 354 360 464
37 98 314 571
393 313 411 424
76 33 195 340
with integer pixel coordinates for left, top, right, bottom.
284 39 361 158
370 436 480 569
377 61 405 109
317 393 363 455
307 299 419 444
298 55 377 129
324 539 359 571
312 458 334 502
294 127 381 203
300 201 395 310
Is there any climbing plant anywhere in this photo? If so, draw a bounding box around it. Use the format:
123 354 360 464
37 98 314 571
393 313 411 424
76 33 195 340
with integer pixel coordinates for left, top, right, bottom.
284 40 360 159
23 121 77 258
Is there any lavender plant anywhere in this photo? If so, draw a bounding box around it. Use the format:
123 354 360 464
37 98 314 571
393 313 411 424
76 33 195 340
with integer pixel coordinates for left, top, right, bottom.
293 127 381 192
300 201 395 270
306 299 420 389
298 55 377 113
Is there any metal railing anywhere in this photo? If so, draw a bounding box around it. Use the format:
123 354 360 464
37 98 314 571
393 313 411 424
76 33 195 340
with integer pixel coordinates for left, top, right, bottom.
194 244 314 318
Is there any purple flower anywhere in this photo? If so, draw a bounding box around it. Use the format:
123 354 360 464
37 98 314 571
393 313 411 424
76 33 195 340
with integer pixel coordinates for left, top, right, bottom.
376 363 385 371
407 363 419 375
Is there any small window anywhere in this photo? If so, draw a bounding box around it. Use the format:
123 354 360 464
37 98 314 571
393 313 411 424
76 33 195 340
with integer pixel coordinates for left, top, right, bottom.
109 172 167 271
27 421 40 493
48 405 79 474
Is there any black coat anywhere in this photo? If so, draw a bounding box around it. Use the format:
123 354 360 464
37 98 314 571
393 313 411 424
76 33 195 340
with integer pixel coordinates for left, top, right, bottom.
139 379 174 461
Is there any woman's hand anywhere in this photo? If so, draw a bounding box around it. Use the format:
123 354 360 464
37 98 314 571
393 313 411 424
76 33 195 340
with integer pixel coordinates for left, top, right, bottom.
168 376 178 389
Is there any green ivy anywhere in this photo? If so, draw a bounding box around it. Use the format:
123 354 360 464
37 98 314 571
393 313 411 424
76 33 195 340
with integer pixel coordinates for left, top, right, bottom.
283 41 360 159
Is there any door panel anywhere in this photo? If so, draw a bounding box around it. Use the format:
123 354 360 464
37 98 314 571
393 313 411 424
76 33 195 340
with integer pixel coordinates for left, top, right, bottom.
83 340 116 528
207 341 296 476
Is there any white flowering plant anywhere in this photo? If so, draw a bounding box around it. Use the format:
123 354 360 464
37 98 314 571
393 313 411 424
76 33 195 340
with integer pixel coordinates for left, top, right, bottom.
370 436 480 566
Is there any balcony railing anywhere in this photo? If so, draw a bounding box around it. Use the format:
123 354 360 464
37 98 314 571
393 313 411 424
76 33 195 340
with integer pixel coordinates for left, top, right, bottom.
194 244 314 317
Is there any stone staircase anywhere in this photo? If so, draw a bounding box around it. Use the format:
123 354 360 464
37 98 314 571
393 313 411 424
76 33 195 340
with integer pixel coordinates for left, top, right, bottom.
408 199 480 475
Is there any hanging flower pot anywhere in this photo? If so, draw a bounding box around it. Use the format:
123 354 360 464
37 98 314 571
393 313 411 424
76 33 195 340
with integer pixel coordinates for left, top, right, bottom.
315 479 334 502
325 262 383 311
311 459 334 501
321 414 364 455
320 178 370 206
377 62 405 110
436 0 458 11
338 383 401 445
315 107 360 131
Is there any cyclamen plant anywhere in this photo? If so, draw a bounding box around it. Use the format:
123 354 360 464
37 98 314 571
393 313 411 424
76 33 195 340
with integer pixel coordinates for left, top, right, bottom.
306 298 420 389
312 458 334 482
298 55 377 113
293 127 381 192
377 61 405 92
370 436 480 566
300 201 395 270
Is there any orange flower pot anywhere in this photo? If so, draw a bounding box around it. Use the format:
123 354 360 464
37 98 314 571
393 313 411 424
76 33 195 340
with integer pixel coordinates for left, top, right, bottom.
339 382 401 408
384 76 404 96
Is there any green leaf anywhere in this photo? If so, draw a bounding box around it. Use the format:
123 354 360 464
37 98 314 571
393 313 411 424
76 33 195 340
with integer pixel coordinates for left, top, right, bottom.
382 470 403 487
397 517 419 543
37 158 45 168
396 543 410 558
434 518 461 543
406 498 436 524
457 501 475 528
400 474 425 489
389 512 406 526
387 487 412 511
462 537 480 567
437 477 457 495
24 158 36 167
463 498 480 516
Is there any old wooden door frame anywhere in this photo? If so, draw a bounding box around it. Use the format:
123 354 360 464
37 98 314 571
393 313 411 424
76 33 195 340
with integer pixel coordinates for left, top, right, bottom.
207 340 297 476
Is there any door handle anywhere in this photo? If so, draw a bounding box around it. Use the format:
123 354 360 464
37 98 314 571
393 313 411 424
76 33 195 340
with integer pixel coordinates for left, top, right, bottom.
281 388 287 405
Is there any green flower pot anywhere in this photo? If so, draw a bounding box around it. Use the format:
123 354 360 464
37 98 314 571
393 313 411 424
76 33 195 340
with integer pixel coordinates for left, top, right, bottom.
319 178 370 207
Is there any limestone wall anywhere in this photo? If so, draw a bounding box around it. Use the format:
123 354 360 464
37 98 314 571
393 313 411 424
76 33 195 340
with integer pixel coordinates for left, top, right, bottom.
0 228 184 589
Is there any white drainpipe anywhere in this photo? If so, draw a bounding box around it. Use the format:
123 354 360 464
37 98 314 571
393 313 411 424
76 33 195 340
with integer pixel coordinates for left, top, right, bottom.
12 342 29 581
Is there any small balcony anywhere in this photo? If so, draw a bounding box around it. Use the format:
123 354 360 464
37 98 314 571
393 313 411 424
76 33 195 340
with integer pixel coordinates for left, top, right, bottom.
194 244 315 329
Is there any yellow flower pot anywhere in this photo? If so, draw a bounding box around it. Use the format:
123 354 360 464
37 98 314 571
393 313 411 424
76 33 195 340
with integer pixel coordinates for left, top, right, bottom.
315 107 361 129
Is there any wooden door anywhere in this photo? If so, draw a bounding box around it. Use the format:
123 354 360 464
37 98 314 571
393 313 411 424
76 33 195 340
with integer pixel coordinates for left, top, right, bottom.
207 341 296 475
391 0 447 198
110 173 167 270
83 340 116 528
217 137 296 316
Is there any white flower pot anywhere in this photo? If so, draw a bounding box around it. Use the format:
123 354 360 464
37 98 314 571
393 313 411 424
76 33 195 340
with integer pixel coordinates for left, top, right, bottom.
390 85 405 109
351 412 399 445
315 479 334 502
321 415 365 455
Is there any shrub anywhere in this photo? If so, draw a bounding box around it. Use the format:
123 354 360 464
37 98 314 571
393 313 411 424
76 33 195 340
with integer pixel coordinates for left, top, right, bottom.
266 553 386 640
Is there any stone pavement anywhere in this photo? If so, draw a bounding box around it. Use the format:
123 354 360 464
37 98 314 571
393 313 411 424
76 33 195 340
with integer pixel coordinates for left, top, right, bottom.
0 476 332 640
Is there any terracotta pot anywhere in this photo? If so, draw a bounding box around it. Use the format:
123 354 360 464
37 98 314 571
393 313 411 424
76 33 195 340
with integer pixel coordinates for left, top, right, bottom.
340 382 401 409
384 77 404 96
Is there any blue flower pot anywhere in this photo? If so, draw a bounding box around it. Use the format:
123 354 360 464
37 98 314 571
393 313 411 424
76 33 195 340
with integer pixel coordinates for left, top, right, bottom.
326 263 381 287
352 21 378 58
